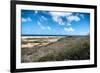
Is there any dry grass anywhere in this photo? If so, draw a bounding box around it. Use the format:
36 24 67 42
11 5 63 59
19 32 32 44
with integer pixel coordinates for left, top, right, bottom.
21 36 90 63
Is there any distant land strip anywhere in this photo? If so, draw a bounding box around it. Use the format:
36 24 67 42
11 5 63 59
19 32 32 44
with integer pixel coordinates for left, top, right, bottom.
21 34 89 36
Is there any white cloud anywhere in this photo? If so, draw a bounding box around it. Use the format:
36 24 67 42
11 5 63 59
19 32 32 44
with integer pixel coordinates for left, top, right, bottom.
37 21 51 30
64 27 75 32
49 12 72 25
67 23 71 26
41 16 47 21
80 14 84 19
67 15 80 22
75 13 84 19
22 18 27 22
37 21 45 30
49 12 81 26
39 16 47 23
49 12 72 17
22 17 32 22
27 17 32 21
52 16 65 25
47 26 51 30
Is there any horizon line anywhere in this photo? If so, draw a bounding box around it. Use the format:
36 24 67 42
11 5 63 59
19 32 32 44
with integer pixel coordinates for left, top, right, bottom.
21 34 89 36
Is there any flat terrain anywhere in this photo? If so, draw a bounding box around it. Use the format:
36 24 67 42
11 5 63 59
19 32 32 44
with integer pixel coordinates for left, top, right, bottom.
21 36 90 63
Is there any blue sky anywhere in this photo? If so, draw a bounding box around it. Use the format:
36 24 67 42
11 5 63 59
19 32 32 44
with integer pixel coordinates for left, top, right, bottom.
21 10 90 35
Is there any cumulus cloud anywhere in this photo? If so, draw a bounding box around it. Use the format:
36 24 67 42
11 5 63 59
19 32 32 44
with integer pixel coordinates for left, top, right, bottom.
64 27 75 32
37 21 45 30
52 16 65 25
49 12 72 25
67 15 80 22
49 11 81 26
36 12 82 33
49 12 72 17
22 17 32 22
